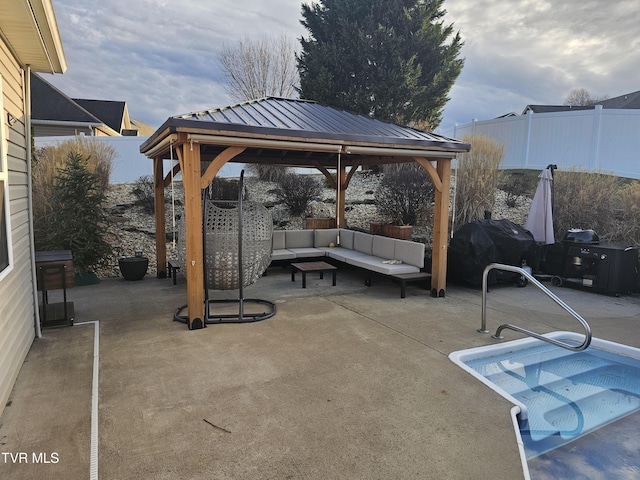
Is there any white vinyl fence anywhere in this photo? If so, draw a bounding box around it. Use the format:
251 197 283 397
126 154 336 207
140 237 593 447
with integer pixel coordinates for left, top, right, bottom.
440 106 640 179
34 135 247 183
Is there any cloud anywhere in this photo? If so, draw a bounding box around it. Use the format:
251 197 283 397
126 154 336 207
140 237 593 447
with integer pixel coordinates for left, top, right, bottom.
438 0 639 128
48 0 304 127
47 0 638 131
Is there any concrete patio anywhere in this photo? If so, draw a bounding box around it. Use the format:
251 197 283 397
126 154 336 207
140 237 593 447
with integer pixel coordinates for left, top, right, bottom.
1 265 639 479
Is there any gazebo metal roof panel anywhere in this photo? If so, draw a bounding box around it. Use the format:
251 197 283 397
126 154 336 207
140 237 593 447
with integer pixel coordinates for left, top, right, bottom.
171 97 468 149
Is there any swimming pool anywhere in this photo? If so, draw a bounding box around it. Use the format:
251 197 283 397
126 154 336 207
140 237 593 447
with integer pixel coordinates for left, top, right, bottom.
450 332 640 479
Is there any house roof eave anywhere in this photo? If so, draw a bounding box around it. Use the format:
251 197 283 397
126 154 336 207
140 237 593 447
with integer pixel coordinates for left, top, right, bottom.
0 0 66 73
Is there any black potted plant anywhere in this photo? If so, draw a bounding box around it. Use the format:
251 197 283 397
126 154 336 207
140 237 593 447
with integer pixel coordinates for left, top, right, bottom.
119 250 148 281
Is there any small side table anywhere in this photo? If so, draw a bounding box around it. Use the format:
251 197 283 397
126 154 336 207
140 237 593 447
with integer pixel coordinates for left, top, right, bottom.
291 261 337 288
35 250 75 327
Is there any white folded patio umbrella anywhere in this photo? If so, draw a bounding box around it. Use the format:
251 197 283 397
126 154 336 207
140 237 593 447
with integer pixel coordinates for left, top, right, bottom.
524 168 555 244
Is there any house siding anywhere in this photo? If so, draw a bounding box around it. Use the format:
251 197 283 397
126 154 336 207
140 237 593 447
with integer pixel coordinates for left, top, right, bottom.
0 39 37 415
32 124 91 137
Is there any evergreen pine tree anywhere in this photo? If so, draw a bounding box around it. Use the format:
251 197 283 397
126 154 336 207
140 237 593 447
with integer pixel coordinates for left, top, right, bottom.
39 152 113 275
298 0 464 129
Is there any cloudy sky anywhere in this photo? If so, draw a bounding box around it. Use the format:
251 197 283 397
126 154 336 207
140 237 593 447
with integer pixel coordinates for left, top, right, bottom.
44 0 639 133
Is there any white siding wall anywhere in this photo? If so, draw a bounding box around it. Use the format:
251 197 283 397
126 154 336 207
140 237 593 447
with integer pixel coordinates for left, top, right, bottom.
0 40 36 415
442 108 640 179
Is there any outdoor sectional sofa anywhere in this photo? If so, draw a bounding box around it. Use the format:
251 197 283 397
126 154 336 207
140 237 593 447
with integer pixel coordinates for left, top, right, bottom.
271 228 430 297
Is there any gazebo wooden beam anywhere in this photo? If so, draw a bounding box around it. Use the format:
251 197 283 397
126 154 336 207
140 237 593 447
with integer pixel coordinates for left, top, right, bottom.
200 146 246 189
163 161 181 188
314 162 337 189
314 162 360 228
413 157 443 192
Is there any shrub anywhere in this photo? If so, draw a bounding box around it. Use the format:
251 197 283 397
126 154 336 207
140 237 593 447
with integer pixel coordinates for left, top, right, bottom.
246 163 291 183
32 137 116 220
454 134 505 228
34 152 114 274
131 175 156 213
374 164 435 225
552 168 621 243
274 173 322 216
207 177 242 201
499 171 538 207
615 181 640 247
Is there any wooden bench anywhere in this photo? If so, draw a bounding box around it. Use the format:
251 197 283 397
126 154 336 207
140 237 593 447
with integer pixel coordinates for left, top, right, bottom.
168 260 181 285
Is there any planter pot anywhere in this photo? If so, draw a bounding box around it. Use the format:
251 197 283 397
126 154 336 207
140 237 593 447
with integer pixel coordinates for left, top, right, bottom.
369 222 385 235
119 257 149 281
303 217 337 229
381 224 413 240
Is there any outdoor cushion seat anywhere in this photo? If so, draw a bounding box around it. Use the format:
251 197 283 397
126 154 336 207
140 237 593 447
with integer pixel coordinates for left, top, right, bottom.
326 248 370 264
269 227 427 294
346 256 420 275
272 249 296 261
287 247 325 257
271 230 296 260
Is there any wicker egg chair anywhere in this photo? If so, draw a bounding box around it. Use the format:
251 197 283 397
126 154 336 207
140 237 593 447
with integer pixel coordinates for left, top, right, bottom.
174 171 276 324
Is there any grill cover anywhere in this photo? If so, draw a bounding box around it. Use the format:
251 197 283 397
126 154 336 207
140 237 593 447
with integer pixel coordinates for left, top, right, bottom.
448 219 538 286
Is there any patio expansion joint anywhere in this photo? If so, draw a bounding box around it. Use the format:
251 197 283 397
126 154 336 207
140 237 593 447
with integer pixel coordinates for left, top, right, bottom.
324 297 449 357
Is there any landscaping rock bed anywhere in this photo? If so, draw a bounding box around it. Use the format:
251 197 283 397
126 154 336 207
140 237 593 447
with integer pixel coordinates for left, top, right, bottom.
98 173 531 279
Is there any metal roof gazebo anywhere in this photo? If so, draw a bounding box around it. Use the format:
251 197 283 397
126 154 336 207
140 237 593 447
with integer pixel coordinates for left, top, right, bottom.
140 97 470 329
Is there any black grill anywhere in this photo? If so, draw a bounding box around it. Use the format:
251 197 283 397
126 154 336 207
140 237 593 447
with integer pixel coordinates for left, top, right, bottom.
554 230 637 295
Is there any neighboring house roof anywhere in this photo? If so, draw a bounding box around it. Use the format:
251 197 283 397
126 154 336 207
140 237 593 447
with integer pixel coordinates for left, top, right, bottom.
599 90 640 109
522 90 640 115
495 112 517 118
130 118 156 136
31 72 104 125
522 105 595 114
73 99 127 133
0 0 66 73
30 72 146 136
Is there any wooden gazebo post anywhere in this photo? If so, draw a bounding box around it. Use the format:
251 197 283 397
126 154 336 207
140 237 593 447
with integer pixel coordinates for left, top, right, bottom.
177 135 206 329
414 156 452 297
153 156 167 279
314 160 360 230
430 158 452 297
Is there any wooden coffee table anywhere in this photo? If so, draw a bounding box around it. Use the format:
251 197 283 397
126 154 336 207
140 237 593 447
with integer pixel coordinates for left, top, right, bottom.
291 261 337 288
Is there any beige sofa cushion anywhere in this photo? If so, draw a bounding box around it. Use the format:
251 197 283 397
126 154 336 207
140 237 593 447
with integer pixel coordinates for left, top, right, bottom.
338 229 354 249
372 235 396 261
314 229 339 248
353 232 373 255
394 239 425 268
272 230 286 250
285 230 315 249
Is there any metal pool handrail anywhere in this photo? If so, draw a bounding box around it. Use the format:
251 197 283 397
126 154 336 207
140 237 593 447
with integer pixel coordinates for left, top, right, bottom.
479 263 592 352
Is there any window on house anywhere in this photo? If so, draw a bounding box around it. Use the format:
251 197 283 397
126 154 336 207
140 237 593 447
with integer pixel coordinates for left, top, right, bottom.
0 181 8 274
0 74 12 279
